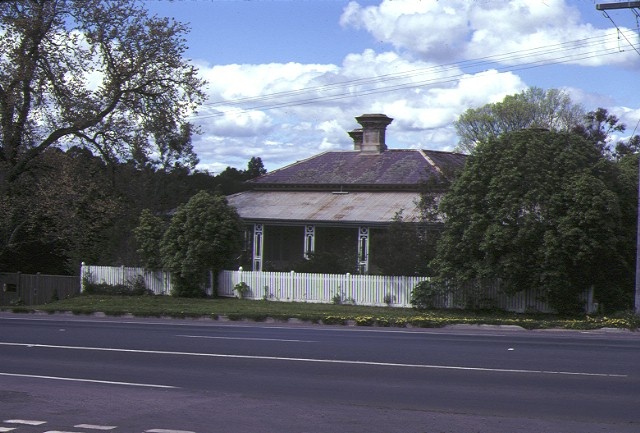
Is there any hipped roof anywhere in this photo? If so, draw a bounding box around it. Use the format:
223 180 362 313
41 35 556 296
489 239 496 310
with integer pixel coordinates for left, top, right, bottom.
228 147 465 226
246 149 466 191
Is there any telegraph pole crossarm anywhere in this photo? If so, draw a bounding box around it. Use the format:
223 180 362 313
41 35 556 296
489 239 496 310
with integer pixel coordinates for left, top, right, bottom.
596 2 640 10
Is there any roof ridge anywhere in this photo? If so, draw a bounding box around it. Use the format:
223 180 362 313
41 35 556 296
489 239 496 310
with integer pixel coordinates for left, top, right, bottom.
421 148 468 156
417 149 443 175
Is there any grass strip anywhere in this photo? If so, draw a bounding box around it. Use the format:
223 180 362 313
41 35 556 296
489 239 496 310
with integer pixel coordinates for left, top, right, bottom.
2 294 638 331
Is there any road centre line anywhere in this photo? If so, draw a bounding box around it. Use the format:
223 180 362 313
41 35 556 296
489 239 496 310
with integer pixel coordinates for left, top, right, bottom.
4 420 47 426
0 342 627 378
44 430 83 433
177 334 316 343
146 429 196 433
0 372 177 389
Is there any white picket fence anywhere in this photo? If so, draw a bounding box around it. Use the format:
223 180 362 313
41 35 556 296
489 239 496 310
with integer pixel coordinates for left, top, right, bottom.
81 264 174 296
218 269 426 307
80 264 594 313
218 269 594 313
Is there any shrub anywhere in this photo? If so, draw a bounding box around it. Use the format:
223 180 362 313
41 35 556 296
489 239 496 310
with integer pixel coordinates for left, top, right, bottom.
233 282 250 299
171 275 206 298
410 279 445 310
83 274 153 296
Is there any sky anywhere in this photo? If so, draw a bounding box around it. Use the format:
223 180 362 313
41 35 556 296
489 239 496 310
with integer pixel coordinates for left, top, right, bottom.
143 0 640 174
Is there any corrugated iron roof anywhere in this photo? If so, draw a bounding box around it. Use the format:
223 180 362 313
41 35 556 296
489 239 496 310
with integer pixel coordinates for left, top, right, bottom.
227 190 436 225
247 149 466 190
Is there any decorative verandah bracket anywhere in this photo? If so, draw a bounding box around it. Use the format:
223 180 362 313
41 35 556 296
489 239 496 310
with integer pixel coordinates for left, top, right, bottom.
304 225 316 259
253 223 264 271
358 226 370 274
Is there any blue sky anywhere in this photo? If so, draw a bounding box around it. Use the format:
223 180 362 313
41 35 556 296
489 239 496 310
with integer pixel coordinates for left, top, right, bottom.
144 0 640 173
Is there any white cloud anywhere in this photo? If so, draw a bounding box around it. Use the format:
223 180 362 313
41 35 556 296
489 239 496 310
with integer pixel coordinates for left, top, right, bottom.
187 0 640 172
191 50 527 170
341 0 640 68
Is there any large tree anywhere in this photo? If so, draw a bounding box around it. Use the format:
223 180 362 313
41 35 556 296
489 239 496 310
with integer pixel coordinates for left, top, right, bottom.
0 0 205 178
432 128 635 314
0 0 205 271
454 87 585 153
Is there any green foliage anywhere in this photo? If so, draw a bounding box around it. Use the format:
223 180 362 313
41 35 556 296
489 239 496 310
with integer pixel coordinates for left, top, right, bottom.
410 280 446 310
245 157 267 179
18 295 640 331
161 191 243 297
370 211 434 276
133 209 166 269
82 274 152 296
233 282 250 299
432 129 635 314
331 291 356 305
0 0 205 181
455 87 584 153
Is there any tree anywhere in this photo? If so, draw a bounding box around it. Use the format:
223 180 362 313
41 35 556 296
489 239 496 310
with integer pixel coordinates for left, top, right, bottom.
432 129 635 314
214 157 268 194
244 156 267 180
454 87 584 153
133 209 166 269
0 146 122 273
0 0 205 180
160 191 243 297
370 212 432 276
0 0 205 271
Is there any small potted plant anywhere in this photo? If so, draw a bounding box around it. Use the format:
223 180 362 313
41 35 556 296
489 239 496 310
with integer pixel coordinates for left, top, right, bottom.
233 282 250 299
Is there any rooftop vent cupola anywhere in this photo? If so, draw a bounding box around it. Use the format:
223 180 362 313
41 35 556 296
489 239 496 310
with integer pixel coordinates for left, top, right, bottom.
355 113 393 154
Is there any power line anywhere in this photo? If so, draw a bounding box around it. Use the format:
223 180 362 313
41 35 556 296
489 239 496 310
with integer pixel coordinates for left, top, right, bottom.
200 34 627 109
601 10 640 55
189 32 637 120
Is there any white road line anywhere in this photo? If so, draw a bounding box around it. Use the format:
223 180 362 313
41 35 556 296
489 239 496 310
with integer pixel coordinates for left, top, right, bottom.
0 372 177 389
0 428 17 432
4 420 47 425
74 425 117 430
177 334 316 343
0 341 627 378
43 431 84 433
146 430 196 433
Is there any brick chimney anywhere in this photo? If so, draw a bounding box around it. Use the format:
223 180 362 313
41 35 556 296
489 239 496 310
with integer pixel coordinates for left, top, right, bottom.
354 113 393 154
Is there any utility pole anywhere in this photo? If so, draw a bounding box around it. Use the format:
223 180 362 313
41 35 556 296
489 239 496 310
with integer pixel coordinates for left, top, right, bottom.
595 2 640 314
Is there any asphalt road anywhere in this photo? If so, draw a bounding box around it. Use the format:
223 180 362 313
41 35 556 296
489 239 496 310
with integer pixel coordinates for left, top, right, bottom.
0 312 638 433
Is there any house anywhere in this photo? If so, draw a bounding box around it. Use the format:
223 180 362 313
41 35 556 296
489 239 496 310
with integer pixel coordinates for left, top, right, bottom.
226 114 466 274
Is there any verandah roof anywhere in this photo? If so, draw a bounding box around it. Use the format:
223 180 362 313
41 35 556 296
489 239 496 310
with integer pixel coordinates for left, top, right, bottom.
226 190 437 226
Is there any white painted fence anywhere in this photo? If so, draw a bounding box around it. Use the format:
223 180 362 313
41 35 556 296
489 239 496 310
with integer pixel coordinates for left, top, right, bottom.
218 269 426 307
80 264 594 313
218 269 592 313
80 264 174 296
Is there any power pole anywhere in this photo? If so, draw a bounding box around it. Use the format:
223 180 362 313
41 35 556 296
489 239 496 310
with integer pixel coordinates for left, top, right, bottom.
595 2 640 314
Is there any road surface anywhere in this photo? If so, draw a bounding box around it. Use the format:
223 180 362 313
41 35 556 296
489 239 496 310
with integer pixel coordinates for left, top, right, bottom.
0 312 638 432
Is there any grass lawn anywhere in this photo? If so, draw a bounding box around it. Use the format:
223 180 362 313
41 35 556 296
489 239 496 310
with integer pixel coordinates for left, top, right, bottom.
2 294 638 331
